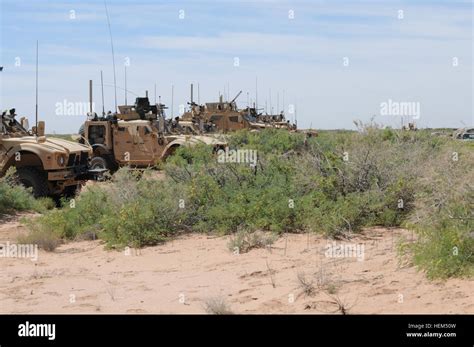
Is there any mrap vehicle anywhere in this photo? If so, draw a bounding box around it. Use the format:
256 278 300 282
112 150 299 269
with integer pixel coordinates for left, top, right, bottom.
0 108 98 197
79 96 226 172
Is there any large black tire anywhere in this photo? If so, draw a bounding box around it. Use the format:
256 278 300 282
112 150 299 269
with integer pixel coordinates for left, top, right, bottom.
16 167 50 198
63 184 80 198
91 154 118 173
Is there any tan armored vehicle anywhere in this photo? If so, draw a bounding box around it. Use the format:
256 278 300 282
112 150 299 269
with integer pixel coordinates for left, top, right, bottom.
402 122 418 131
179 86 296 133
80 96 226 171
0 108 97 197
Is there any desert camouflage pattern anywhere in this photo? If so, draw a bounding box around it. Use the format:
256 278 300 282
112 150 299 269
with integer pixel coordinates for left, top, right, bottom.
81 96 227 171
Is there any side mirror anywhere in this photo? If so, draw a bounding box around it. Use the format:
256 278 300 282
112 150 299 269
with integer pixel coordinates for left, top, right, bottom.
37 121 45 137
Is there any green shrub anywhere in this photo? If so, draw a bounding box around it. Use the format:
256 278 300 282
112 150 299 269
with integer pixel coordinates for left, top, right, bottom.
26 128 474 279
18 229 61 252
0 168 51 215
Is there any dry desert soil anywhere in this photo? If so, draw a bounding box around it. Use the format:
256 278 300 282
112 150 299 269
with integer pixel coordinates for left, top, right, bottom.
0 213 473 314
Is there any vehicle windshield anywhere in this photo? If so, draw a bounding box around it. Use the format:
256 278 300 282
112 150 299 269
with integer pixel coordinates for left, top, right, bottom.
243 113 257 122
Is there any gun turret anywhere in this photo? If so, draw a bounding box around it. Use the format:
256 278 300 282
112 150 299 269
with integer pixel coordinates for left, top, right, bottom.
230 90 242 104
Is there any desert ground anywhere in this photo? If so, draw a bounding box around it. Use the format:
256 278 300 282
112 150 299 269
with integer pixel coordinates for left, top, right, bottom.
0 214 472 314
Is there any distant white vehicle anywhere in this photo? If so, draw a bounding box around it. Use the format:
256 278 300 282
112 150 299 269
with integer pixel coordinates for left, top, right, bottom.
453 127 474 141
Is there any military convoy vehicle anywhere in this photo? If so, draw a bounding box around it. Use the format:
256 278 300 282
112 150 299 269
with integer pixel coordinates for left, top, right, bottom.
79 96 226 171
179 85 296 133
0 108 98 197
402 122 418 131
453 127 474 141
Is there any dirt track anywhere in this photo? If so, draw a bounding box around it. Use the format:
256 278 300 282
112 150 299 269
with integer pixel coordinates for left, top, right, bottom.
0 215 472 314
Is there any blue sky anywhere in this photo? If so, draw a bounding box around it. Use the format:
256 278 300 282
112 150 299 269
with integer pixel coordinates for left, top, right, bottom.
0 0 472 133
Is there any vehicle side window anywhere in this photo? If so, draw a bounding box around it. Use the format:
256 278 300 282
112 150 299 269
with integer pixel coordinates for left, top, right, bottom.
88 125 106 145
229 116 239 123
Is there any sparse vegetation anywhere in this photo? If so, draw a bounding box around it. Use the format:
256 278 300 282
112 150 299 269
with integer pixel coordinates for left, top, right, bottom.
297 272 316 296
203 297 233 315
326 294 355 315
18 127 473 279
298 267 339 297
18 228 61 252
0 168 52 215
227 229 277 254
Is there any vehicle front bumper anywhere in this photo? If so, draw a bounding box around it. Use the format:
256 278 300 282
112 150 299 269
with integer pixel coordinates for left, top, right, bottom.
48 165 107 184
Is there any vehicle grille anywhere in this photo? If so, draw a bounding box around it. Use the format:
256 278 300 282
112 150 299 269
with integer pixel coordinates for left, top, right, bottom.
67 152 89 167
80 151 88 165
67 154 76 167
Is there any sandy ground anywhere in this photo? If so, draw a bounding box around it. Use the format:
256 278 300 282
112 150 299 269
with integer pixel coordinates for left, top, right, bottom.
0 214 472 314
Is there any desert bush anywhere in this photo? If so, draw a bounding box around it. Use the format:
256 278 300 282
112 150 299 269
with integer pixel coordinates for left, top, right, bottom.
0 168 51 215
26 186 110 240
101 178 190 248
27 128 474 278
27 168 192 248
297 272 316 296
203 297 233 315
18 229 62 252
229 128 305 154
401 144 474 278
227 229 277 254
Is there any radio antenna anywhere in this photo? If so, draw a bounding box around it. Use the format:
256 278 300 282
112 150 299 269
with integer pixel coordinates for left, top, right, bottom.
35 40 39 134
255 76 258 110
171 84 174 117
104 0 117 112
124 65 127 105
100 70 105 116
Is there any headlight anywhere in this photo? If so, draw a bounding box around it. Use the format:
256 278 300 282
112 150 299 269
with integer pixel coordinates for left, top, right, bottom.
56 154 67 167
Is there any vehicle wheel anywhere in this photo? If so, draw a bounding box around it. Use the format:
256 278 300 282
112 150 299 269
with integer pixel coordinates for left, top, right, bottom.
162 145 180 161
90 156 108 170
16 167 50 198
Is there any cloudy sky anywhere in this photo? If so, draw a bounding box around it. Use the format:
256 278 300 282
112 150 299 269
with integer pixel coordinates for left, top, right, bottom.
0 0 472 133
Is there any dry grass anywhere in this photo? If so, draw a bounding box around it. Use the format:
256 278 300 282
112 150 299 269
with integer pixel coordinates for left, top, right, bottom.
297 272 316 296
203 297 233 315
228 230 277 254
18 230 61 252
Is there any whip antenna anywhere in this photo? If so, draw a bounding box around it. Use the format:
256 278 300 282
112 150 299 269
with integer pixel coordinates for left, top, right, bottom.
100 71 105 116
35 40 39 134
104 0 117 112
